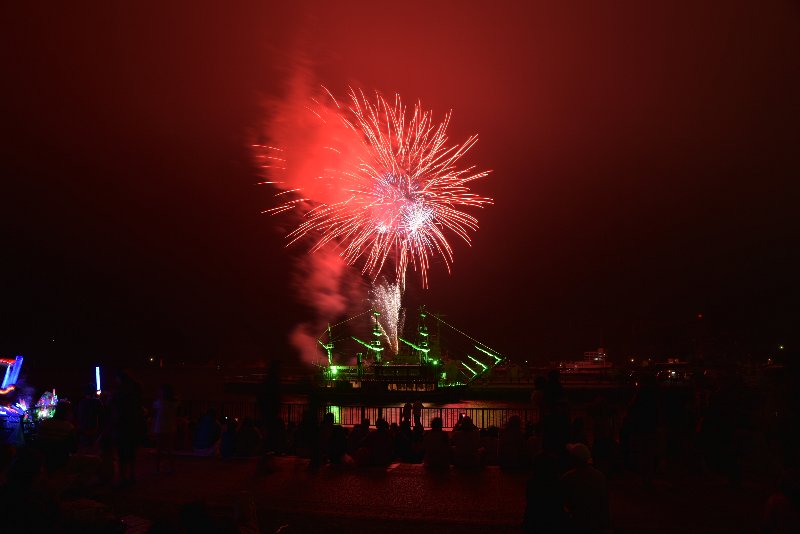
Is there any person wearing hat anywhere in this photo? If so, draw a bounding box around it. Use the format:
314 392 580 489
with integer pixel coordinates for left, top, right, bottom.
561 443 611 533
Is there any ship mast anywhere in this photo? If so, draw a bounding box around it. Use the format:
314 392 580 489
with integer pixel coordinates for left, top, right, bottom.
318 324 334 365
370 310 384 363
351 310 385 363
399 305 432 364
417 306 430 364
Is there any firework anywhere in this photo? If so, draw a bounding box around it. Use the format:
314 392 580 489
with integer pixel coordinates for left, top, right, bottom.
257 88 492 288
370 278 406 354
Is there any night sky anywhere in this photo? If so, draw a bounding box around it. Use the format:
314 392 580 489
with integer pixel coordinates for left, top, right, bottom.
2 1 799 371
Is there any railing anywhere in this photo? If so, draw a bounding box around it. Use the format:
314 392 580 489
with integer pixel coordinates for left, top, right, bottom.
321 405 540 429
182 400 539 430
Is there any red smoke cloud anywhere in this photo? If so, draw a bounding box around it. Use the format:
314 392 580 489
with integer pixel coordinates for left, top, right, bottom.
257 67 367 365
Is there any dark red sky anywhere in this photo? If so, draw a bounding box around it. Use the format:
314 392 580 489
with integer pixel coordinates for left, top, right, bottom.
2 1 799 369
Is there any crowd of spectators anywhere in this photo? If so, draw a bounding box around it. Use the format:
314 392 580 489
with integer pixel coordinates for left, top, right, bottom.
0 365 798 532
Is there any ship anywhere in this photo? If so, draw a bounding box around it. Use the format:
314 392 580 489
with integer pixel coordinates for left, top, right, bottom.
315 306 505 400
556 348 618 386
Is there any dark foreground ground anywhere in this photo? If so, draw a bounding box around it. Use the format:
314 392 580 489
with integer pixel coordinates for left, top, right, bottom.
92 452 771 533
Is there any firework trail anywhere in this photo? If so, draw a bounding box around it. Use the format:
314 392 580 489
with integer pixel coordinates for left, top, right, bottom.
369 277 406 354
256 87 492 289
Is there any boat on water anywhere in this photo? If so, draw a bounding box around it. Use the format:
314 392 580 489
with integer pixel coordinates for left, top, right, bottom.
556 348 619 386
314 306 504 401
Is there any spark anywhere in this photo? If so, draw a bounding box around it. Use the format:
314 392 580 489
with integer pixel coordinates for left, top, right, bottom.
258 88 492 288
370 278 405 354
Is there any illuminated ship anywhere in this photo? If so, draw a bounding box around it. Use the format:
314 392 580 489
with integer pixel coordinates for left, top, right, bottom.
559 349 614 372
556 348 617 386
316 306 504 398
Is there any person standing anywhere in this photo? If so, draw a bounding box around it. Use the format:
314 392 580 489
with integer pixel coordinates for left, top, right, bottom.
37 401 76 473
76 385 103 450
560 443 611 533
257 360 282 473
111 369 145 486
523 452 567 533
402 401 412 426
153 384 178 473
499 415 526 470
412 400 424 428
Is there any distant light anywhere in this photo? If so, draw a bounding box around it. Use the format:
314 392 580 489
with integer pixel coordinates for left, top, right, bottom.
149 357 154 362
696 313 703 319
630 358 635 363
779 345 784 350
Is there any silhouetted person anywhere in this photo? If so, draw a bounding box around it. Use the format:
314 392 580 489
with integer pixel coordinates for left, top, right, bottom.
423 417 450 470
662 388 694 474
411 423 425 462
561 443 611 533
402 401 412 425
452 416 484 468
540 371 570 458
543 370 565 416
221 417 238 459
257 361 282 444
347 418 370 458
175 406 191 451
306 386 322 469
37 401 76 473
236 419 262 457
700 369 745 487
294 410 318 460
523 452 567 533
587 396 618 476
360 418 394 466
257 360 283 472
0 447 60 531
763 469 800 534
499 415 526 470
623 377 660 486
570 416 589 446
153 384 178 473
76 384 102 448
412 400 424 428
395 420 414 462
531 375 547 410
482 426 500 466
319 412 347 464
111 369 144 486
193 409 222 454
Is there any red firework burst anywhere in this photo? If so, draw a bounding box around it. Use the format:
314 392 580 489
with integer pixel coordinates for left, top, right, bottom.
256 88 492 288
